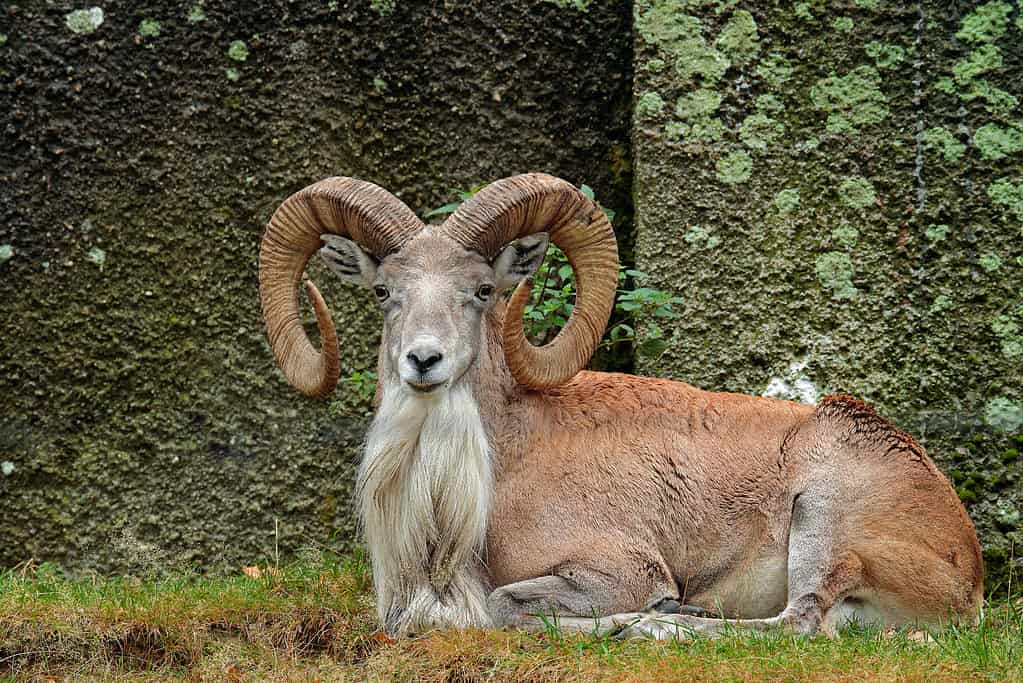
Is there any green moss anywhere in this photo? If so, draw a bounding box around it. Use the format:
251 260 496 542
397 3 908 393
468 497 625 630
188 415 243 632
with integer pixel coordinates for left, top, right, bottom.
854 0 879 8
754 94 784 114
929 295 953 315
810 66 888 135
959 80 1018 115
667 118 724 142
934 77 956 95
0 34 7 47
955 1 1012 44
715 150 752 185
979 253 1002 272
227 40 249 62
992 311 1023 358
543 0 591 10
684 224 721 250
988 177 1023 221
0 244 12 264
671 88 725 142
636 91 666 119
674 39 729 84
973 123 1023 161
837 176 876 209
665 121 687 140
798 136 821 152
832 17 854 33
985 397 1023 433
794 3 814 21
756 53 794 88
715 9 759 65
920 127 966 162
138 19 161 38
675 88 721 119
925 223 951 242
996 504 1020 528
774 188 800 214
225 68 240 82
635 1 702 54
645 58 666 73
952 45 1002 85
815 252 857 299
831 223 858 248
372 76 387 92
65 8 104 35
86 247 106 268
187 5 206 23
865 42 905 70
956 487 978 504
739 113 784 152
370 0 397 16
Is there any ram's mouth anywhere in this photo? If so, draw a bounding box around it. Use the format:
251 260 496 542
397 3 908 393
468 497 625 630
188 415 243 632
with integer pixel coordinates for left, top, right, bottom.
407 380 444 394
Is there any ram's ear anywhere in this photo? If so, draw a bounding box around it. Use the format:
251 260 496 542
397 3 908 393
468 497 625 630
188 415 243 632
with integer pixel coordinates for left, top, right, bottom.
493 233 549 291
318 235 379 286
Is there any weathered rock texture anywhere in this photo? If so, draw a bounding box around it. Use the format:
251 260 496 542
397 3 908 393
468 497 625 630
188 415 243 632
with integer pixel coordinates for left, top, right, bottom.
632 0 1022 587
0 0 632 573
3 0 1020 589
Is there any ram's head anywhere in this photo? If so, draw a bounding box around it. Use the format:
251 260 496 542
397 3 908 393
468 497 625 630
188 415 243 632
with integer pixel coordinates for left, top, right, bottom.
258 174 618 398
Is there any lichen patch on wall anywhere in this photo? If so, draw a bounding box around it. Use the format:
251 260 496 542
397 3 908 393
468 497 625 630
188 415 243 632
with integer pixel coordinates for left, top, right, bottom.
65 8 104 35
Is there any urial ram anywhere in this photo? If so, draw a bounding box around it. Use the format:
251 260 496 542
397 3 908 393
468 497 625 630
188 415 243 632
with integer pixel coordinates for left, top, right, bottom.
259 174 982 639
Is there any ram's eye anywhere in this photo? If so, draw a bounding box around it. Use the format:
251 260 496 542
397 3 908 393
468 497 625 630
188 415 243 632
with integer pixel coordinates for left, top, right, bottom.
475 284 494 301
373 285 389 301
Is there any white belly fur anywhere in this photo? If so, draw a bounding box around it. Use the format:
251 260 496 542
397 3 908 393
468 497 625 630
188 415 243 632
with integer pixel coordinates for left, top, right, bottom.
687 554 789 618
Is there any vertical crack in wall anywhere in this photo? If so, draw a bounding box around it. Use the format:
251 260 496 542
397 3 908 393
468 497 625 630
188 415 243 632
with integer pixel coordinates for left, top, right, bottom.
593 0 637 375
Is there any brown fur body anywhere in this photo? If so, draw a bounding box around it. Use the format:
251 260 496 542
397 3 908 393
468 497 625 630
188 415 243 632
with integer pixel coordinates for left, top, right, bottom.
477 307 983 629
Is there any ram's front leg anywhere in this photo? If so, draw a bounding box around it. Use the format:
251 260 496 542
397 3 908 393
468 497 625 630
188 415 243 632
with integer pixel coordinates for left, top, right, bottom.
486 572 613 625
486 561 686 631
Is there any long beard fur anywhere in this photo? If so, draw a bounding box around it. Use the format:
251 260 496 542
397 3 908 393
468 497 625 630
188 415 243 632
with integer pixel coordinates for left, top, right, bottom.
358 382 494 635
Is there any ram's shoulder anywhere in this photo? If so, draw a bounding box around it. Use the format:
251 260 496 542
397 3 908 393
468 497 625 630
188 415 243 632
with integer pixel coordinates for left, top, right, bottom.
813 394 927 462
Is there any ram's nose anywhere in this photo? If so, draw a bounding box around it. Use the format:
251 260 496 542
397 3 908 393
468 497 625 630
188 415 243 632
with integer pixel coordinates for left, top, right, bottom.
407 348 443 374
402 337 448 392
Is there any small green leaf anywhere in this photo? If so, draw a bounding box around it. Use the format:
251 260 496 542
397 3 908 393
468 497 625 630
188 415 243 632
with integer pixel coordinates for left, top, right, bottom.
424 202 461 218
610 324 634 340
638 338 668 358
557 264 573 280
580 184 595 200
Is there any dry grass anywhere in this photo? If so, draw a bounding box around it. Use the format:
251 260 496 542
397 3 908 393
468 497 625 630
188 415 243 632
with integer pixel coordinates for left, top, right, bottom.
2 552 1021 682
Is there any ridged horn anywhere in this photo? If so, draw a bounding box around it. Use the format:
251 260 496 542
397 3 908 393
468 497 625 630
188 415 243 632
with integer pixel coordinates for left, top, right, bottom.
259 177 424 398
439 173 618 390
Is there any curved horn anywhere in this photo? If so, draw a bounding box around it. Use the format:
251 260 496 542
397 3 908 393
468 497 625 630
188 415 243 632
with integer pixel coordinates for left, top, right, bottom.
259 177 423 398
439 173 618 390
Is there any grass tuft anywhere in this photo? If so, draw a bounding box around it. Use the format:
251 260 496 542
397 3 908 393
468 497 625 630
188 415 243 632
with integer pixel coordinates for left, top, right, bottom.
1 552 1020 681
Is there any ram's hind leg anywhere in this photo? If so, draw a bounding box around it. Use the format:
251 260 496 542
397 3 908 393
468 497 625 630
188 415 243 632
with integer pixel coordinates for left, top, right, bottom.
530 550 862 639
517 490 867 641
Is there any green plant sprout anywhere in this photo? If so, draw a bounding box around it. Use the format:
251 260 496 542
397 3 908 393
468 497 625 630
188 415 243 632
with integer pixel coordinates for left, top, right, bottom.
341 369 377 400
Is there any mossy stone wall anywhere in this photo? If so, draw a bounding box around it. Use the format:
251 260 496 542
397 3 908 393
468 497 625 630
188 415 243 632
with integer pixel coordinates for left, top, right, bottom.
0 0 632 573
632 0 1022 587
3 0 1020 588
